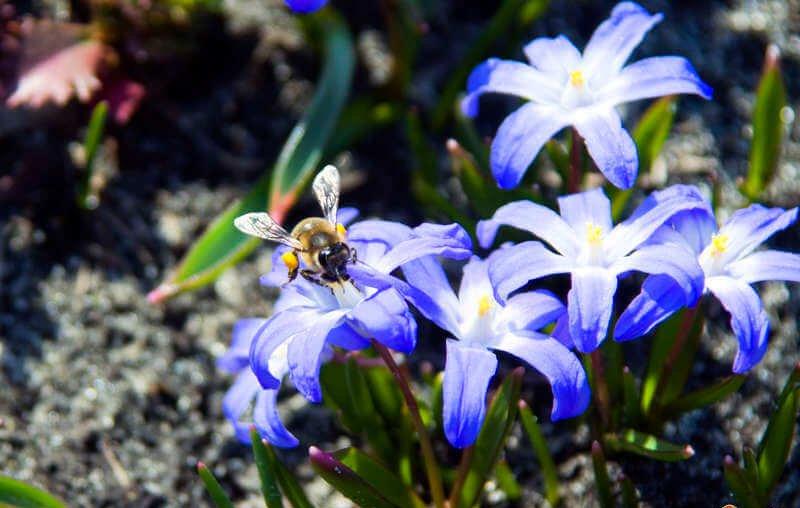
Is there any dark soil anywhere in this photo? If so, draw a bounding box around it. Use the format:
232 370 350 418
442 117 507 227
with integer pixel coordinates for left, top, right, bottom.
1 0 799 506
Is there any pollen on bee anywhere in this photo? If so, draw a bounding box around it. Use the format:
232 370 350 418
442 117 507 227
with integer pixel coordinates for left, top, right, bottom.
477 295 494 317
569 70 585 87
709 233 729 257
336 223 347 237
281 251 298 271
585 222 603 245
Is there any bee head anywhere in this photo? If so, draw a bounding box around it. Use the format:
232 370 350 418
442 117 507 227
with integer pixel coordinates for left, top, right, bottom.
317 242 352 272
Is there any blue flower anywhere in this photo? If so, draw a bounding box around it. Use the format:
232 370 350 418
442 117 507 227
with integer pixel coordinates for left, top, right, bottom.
229 215 471 447
477 186 707 353
285 0 327 14
217 318 300 447
462 1 712 190
402 255 589 448
615 186 800 373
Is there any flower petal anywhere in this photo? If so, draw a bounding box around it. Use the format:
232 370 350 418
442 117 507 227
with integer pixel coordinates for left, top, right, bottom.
442 341 498 448
284 0 327 14
573 108 638 189
705 276 770 373
347 220 413 248
461 58 561 117
567 267 618 353
499 290 566 332
218 318 268 373
635 185 716 255
254 389 300 448
717 206 798 263
287 309 348 402
557 187 613 234
326 323 371 350
477 200 580 256
487 241 575 302
222 370 261 435
250 308 318 389
491 331 590 420
727 250 800 284
598 56 712 105
490 102 569 190
611 243 704 304
605 185 709 260
523 35 582 77
400 257 461 336
347 289 417 353
582 2 663 81
375 223 472 273
614 274 685 342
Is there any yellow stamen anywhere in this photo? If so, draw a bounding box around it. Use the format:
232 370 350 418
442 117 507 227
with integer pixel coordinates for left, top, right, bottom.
477 295 494 317
281 251 298 271
585 222 603 245
709 233 729 257
336 223 347 237
569 70 585 87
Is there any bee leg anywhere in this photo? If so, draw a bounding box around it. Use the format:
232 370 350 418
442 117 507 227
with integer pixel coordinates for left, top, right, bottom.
350 247 358 263
301 269 328 288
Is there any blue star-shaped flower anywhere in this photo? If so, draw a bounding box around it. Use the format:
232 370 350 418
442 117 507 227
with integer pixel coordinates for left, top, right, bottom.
463 1 712 190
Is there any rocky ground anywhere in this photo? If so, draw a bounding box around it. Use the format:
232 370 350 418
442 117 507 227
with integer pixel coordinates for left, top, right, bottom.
1 0 799 506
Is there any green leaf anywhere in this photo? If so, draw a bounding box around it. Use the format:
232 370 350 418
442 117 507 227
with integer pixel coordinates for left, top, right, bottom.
610 96 676 220
197 463 235 508
590 441 614 508
77 100 108 210
743 44 788 200
620 475 638 508
251 427 284 508
723 455 761 508
431 0 549 129
321 361 366 434
641 308 703 418
662 375 745 417
262 442 314 508
622 366 641 428
755 362 800 496
458 368 523 508
309 446 399 508
0 477 66 508
148 13 355 303
518 401 560 506
344 359 395 459
334 448 426 508
605 429 694 462
493 460 521 501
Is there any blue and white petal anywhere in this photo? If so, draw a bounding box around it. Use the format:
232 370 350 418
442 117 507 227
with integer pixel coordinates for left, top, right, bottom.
442 341 498 448
614 274 686 341
487 241 575 302
524 35 582 77
567 267 618 353
490 332 590 420
705 276 770 373
477 200 580 256
727 250 800 284
599 56 712 105
254 389 300 448
573 109 638 190
286 309 348 403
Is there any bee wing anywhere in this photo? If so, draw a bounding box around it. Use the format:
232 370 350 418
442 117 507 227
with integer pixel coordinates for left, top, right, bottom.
234 212 303 249
312 165 340 226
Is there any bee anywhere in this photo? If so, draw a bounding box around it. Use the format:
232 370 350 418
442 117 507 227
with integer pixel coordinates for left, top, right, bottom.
234 165 356 287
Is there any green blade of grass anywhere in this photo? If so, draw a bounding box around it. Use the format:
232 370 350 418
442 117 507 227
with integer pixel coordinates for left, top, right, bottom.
334 447 426 508
518 401 560 506
605 429 694 462
309 446 399 508
0 476 67 508
148 12 355 303
662 375 745 417
251 427 284 508
590 441 614 508
197 463 235 508
742 44 788 200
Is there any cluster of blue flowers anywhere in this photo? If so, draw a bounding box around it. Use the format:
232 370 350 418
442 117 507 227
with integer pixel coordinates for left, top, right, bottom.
219 2 800 450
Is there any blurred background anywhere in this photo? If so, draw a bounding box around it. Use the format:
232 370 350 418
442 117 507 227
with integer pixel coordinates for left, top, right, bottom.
1 0 798 505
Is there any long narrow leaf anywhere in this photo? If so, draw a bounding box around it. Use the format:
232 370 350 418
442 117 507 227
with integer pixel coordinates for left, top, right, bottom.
251 427 284 508
309 446 399 508
723 456 761 508
148 14 355 303
663 375 745 417
0 476 66 508
605 429 694 462
743 44 788 199
590 441 614 508
197 463 235 508
334 447 426 508
518 401 560 506
77 100 108 209
755 362 800 496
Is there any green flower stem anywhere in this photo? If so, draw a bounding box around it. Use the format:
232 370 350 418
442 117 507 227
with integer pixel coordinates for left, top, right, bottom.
590 349 612 431
568 127 583 193
649 305 699 416
371 340 446 508
447 445 474 508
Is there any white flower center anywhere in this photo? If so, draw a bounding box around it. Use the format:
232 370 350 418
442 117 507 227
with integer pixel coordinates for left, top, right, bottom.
578 221 605 266
698 233 730 276
460 294 497 346
561 68 595 108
